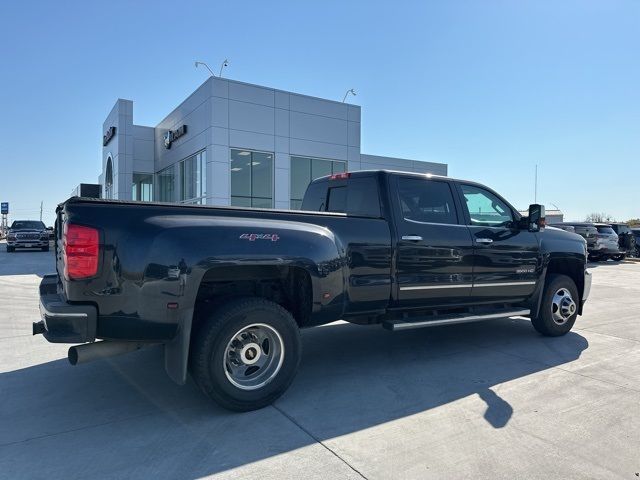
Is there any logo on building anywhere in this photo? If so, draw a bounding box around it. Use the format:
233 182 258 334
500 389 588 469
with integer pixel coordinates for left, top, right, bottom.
102 126 116 146
163 125 188 149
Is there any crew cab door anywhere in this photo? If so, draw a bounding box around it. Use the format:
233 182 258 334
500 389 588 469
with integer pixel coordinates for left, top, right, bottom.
391 175 474 307
455 182 541 302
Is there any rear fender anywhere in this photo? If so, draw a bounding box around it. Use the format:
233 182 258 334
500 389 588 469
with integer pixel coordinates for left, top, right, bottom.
143 215 345 384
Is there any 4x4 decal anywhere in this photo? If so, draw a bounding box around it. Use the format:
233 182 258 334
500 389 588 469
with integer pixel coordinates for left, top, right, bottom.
239 233 280 242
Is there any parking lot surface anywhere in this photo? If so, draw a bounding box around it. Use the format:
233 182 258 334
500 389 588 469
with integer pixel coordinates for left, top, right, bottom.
1 241 639 479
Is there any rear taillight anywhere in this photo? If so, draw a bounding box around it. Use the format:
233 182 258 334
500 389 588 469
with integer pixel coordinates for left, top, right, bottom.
64 224 99 280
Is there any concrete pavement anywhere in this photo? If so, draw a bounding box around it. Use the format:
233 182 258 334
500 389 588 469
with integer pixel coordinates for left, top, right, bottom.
0 242 638 479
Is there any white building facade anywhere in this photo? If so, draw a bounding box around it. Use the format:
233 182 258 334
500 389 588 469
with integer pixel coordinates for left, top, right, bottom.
99 77 447 209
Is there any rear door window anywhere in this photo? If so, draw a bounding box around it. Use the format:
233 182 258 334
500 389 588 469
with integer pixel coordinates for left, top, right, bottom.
596 226 615 235
396 177 458 225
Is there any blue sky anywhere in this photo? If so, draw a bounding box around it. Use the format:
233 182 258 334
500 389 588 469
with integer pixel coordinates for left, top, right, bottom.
0 0 638 226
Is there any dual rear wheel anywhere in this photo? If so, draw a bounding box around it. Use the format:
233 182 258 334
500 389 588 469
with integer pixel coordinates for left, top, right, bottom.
189 298 301 412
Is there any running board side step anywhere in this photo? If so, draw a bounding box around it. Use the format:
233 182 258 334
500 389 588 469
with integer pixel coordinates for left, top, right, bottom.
382 309 530 331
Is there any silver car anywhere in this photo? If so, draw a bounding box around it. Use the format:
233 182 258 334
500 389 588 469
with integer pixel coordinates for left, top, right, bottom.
591 223 623 261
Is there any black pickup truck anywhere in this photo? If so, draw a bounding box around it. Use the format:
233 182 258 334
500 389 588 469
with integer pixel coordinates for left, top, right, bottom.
34 170 591 411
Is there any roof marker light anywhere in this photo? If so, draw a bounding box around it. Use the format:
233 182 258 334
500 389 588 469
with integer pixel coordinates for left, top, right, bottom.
329 172 350 180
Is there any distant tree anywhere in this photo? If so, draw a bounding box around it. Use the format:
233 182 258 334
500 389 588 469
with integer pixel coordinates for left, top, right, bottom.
585 212 616 223
626 218 640 227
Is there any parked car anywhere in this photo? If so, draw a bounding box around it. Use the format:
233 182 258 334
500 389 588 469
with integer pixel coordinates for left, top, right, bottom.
632 228 640 257
5 220 50 252
555 223 599 257
610 223 636 258
46 226 55 240
34 170 591 411
556 222 623 261
592 223 624 261
555 225 576 233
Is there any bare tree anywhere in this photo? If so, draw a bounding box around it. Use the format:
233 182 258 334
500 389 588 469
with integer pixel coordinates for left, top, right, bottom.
585 212 616 223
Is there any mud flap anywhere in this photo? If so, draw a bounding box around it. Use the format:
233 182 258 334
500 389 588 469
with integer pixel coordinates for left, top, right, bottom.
164 307 194 385
528 268 547 321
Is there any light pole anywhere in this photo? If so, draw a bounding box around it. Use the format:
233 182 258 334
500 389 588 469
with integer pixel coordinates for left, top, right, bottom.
194 61 215 77
219 59 229 77
342 88 356 103
534 164 538 203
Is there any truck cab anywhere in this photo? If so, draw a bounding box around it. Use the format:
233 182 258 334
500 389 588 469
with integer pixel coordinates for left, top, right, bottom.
301 171 588 319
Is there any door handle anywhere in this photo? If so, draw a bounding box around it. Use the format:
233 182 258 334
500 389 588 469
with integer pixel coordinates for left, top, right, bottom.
402 235 423 241
476 238 493 244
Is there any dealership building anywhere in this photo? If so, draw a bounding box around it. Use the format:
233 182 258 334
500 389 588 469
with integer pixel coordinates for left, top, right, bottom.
98 77 447 209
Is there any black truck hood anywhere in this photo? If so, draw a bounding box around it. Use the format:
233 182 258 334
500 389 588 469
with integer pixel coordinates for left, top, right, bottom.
541 226 587 254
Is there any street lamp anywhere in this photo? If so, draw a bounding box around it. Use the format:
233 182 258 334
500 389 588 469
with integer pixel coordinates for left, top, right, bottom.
342 88 356 103
219 59 229 77
194 61 215 77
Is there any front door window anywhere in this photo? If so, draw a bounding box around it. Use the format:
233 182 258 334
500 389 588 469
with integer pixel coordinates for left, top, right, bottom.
460 184 513 227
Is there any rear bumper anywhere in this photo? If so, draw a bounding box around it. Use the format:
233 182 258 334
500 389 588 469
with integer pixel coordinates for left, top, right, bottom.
34 274 97 343
590 247 620 255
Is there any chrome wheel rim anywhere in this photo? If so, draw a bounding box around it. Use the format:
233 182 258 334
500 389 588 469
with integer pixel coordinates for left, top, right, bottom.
223 323 284 391
551 288 576 325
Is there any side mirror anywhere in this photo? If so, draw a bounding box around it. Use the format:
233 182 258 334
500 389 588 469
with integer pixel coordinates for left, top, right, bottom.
527 204 546 232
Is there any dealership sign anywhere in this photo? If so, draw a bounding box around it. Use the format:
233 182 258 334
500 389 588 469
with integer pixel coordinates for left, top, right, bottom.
1 202 8 214
103 126 116 146
163 125 187 149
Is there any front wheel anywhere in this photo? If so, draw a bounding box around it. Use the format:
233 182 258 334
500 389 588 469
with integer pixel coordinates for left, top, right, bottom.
531 274 579 336
6 246 14 253
190 297 301 411
611 254 625 261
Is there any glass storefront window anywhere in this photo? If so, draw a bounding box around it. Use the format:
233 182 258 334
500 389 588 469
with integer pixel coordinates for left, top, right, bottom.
132 173 153 202
156 166 175 202
180 150 207 204
290 156 346 209
230 149 273 208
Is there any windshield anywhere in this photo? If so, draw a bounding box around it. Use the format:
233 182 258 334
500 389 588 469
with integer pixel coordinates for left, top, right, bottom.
10 221 46 230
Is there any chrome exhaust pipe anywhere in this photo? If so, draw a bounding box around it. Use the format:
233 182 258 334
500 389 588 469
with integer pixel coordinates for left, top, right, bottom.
68 341 143 365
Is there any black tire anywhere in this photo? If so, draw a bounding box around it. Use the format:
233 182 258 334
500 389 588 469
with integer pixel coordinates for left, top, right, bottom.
190 297 301 412
6 246 14 253
531 274 579 337
611 254 624 261
588 254 601 262
41 245 49 252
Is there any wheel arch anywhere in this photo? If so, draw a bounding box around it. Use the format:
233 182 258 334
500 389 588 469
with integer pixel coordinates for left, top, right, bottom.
193 264 315 329
530 253 586 320
164 262 318 386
